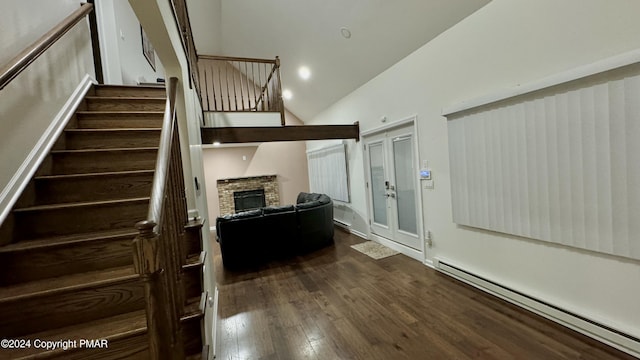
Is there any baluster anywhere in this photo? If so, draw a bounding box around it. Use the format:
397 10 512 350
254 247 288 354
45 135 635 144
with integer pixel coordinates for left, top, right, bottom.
217 62 222 111
258 63 264 109
264 63 269 111
253 62 259 110
203 63 210 112
276 57 285 125
208 62 216 112
244 61 249 110
236 61 244 111
225 62 231 111
232 61 238 111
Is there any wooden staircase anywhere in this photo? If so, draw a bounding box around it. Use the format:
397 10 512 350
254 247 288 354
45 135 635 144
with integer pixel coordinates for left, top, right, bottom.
0 85 206 359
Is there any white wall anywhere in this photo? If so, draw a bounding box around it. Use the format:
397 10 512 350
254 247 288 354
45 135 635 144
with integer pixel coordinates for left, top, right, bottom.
95 0 165 85
0 0 94 219
308 0 640 342
187 0 221 55
113 1 165 84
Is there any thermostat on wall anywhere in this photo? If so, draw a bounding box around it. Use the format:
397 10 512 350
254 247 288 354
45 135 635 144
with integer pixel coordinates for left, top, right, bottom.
420 169 432 180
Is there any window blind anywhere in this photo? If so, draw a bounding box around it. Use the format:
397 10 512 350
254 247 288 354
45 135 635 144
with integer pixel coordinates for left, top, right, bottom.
307 143 350 202
446 63 640 260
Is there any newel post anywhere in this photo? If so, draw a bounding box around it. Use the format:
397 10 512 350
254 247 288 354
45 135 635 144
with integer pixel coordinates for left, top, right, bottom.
133 220 175 359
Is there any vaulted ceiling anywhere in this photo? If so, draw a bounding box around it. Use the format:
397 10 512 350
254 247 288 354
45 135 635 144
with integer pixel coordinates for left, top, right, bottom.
189 0 491 121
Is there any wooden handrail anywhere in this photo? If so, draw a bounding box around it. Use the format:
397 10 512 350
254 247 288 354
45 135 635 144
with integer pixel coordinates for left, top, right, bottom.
198 54 278 64
148 77 179 228
0 3 94 90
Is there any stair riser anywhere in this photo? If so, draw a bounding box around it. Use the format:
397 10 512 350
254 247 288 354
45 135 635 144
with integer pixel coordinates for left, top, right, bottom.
184 230 203 257
76 113 163 129
65 130 161 150
183 264 204 301
95 86 166 98
35 173 154 205
0 278 145 337
14 200 149 240
184 220 205 258
51 150 158 175
85 98 165 111
182 315 204 357
0 237 134 285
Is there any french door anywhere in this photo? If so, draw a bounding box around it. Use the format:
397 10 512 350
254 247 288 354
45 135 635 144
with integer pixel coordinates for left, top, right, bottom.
365 124 420 250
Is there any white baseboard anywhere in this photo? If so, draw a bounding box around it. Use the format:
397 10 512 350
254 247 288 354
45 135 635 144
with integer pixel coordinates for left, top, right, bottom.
350 228 368 240
333 220 368 240
210 285 219 360
0 74 96 225
434 258 640 358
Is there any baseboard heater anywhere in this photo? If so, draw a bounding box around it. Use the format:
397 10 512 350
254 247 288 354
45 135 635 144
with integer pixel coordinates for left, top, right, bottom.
434 258 640 358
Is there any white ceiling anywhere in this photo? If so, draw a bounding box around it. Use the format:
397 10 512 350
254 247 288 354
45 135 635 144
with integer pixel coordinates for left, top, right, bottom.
191 0 491 121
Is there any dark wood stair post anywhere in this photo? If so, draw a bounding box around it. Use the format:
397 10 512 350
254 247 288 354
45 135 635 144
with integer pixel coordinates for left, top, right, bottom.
133 220 182 359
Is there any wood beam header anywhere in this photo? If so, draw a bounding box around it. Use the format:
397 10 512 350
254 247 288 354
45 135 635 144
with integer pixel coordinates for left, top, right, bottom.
201 123 360 144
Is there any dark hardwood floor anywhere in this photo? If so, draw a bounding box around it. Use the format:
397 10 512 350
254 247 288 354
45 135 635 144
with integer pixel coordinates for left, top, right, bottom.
212 227 635 360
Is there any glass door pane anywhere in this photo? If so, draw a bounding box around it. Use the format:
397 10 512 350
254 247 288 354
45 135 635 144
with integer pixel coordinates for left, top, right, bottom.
393 136 417 234
369 142 387 226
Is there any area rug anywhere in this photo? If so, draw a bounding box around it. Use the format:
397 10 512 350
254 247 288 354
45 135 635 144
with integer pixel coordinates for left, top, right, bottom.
350 241 399 260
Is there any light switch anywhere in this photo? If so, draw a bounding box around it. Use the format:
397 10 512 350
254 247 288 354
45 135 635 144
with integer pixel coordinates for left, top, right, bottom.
423 180 434 189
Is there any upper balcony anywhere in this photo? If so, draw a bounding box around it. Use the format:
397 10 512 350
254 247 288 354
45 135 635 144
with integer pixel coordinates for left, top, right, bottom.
196 54 359 144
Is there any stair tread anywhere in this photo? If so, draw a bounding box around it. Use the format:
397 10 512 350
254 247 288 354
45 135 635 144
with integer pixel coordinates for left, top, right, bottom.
0 228 137 253
35 169 155 180
0 309 147 359
0 265 137 302
65 128 162 132
182 296 204 321
76 110 164 114
50 147 158 154
183 253 205 269
13 197 150 212
96 84 165 90
85 96 166 101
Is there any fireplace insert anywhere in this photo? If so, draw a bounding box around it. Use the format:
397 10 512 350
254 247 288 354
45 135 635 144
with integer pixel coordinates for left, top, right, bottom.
233 189 266 212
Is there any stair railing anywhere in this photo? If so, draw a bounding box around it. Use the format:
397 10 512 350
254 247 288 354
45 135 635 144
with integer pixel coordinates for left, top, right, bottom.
0 2 102 90
198 55 286 125
133 77 188 359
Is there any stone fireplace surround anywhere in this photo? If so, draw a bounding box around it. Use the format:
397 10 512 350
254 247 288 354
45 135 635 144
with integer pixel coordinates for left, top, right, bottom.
217 175 279 215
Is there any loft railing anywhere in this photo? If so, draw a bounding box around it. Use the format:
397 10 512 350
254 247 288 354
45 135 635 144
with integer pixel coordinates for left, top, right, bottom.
198 55 286 125
0 2 102 90
133 77 189 359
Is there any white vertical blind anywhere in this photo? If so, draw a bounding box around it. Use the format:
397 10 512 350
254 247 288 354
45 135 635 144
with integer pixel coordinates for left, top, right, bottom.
446 64 640 260
307 143 350 202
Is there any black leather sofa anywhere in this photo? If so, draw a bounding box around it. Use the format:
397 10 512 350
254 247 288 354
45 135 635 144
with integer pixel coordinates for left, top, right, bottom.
216 192 334 269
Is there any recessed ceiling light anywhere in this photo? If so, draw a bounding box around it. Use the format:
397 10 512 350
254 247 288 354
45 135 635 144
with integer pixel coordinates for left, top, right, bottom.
213 141 221 147
298 66 311 80
340 27 351 39
282 89 293 100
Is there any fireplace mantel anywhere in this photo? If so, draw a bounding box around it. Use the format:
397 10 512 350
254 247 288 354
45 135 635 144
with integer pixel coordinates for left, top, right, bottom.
218 174 277 183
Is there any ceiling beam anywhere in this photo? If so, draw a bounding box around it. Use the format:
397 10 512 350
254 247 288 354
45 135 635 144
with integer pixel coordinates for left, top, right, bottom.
201 122 360 144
